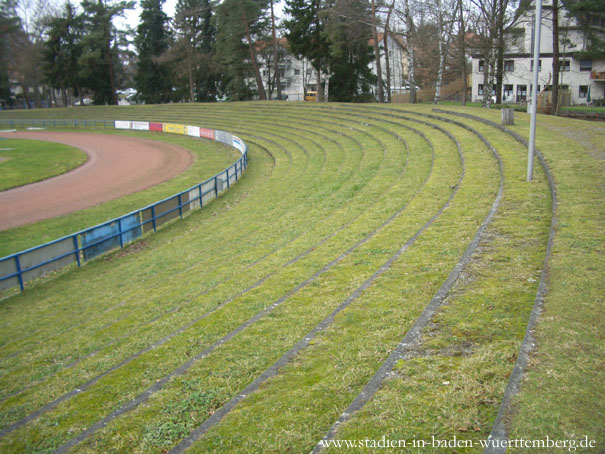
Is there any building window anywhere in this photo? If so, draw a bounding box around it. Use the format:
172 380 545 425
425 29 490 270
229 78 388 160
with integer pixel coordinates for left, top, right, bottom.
503 84 513 100
517 84 527 101
579 85 589 98
559 59 570 71
478 60 484 72
580 60 592 72
530 59 542 71
504 60 514 72
530 84 540 95
294 69 301 76
478 84 497 97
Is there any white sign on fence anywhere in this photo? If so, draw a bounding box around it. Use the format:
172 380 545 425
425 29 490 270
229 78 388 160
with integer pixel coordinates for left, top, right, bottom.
114 120 131 129
187 125 201 137
131 121 150 131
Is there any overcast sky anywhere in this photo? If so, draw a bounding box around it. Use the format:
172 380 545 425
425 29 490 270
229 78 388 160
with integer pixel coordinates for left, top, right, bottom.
113 0 178 31
112 0 284 32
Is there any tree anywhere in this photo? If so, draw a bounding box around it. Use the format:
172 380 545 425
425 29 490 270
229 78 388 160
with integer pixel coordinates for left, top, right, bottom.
172 0 218 102
0 0 20 107
134 0 172 103
269 0 282 99
1 0 54 108
43 1 84 106
401 0 418 103
551 0 560 115
457 0 468 104
432 0 457 102
370 0 384 102
470 0 526 106
382 0 396 102
284 0 330 100
325 0 376 102
562 0 605 58
215 0 269 100
79 0 133 105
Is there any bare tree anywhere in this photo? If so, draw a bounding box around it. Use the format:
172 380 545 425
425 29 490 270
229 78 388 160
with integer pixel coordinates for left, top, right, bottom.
432 0 457 103
551 0 560 114
402 0 417 102
382 0 396 102
370 0 384 102
270 0 281 100
457 0 468 104
4 0 57 108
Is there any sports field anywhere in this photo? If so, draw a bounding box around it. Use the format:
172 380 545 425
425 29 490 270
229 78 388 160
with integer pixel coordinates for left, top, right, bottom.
0 103 602 453
0 138 86 191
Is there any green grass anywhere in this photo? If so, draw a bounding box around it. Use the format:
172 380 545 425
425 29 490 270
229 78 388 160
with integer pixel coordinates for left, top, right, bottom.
0 103 601 454
436 100 483 108
560 105 605 113
0 138 86 191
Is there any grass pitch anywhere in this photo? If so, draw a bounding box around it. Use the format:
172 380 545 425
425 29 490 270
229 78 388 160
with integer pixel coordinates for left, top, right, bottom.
0 138 86 191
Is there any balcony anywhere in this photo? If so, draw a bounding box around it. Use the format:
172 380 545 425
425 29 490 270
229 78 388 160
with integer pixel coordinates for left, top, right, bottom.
590 71 605 81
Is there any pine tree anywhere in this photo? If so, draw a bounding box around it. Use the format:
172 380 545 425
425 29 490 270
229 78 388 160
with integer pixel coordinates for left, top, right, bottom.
284 0 329 100
79 0 133 105
325 0 376 102
134 0 172 103
0 0 20 107
173 0 218 101
215 0 269 100
562 0 605 58
43 1 84 106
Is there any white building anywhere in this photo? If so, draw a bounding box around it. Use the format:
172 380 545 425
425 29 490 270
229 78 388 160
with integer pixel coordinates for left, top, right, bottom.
255 38 328 101
369 33 410 95
471 0 605 105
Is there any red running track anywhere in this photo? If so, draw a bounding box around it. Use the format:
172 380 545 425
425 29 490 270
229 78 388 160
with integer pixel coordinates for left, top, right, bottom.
0 131 193 231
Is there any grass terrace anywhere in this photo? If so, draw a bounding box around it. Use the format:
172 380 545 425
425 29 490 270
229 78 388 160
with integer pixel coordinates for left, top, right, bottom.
0 102 602 454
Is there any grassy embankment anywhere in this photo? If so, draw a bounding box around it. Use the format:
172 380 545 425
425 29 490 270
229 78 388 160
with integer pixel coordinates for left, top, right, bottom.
0 103 601 453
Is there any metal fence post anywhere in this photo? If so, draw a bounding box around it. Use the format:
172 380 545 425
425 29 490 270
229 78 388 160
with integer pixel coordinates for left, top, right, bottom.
215 176 218 198
198 183 203 208
178 194 183 218
151 206 157 232
14 255 24 291
226 169 230 189
73 235 81 267
118 218 124 248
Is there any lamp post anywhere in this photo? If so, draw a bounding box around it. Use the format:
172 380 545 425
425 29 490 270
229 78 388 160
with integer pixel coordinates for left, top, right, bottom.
528 0 542 181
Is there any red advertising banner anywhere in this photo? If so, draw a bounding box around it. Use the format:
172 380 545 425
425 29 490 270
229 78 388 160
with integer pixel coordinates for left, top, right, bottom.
199 128 215 140
149 122 163 132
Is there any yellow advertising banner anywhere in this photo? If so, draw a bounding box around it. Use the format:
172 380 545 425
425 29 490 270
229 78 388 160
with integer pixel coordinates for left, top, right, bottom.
163 123 186 135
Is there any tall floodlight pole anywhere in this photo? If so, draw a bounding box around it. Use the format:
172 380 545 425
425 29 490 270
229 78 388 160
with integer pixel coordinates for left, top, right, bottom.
528 0 542 181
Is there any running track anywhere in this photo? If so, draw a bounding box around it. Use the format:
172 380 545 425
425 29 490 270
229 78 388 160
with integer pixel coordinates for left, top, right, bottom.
0 131 193 231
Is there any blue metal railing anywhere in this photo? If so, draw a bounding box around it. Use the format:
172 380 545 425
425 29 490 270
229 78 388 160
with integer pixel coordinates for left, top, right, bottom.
0 119 248 292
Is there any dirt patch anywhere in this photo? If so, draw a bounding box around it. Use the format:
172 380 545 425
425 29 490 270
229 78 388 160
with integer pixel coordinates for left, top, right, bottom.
0 131 194 231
